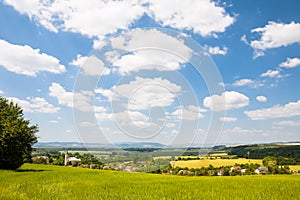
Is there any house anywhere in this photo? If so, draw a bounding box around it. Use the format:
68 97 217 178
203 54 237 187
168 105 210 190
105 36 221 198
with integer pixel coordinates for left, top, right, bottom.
217 170 223 176
178 170 191 175
230 166 241 172
255 167 268 174
125 166 135 172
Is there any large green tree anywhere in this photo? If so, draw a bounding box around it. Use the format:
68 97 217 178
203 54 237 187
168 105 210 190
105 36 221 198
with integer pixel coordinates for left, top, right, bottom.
0 97 38 169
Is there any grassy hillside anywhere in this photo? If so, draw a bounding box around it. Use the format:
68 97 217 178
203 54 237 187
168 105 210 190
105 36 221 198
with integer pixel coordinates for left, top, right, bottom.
0 164 300 200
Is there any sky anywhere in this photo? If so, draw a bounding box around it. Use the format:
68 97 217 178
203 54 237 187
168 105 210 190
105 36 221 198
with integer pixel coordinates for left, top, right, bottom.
0 0 300 146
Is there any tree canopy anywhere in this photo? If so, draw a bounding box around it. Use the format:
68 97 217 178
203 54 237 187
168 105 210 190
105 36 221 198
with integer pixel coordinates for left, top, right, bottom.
0 97 38 169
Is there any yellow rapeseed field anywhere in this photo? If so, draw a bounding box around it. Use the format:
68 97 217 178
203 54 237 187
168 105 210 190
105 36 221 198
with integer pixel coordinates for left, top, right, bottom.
289 165 300 172
171 158 262 168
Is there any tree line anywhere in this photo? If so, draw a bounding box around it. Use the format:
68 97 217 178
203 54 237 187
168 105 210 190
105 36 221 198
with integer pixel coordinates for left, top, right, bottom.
226 145 300 164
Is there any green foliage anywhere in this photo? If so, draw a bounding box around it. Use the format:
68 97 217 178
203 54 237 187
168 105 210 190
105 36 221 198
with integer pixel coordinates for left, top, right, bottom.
0 97 38 169
228 144 300 164
0 164 300 200
263 156 277 166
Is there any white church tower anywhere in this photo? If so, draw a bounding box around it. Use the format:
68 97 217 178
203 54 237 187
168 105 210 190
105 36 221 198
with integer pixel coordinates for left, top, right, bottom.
64 150 69 166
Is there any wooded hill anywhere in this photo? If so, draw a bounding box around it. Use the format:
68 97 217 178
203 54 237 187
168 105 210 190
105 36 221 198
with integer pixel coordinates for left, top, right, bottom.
221 144 300 164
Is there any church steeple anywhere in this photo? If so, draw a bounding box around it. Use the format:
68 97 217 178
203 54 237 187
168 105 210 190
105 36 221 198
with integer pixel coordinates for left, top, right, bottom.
64 149 69 166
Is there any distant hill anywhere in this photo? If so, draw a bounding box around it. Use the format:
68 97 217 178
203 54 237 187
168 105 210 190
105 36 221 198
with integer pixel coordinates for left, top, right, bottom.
34 142 85 148
115 142 165 148
34 142 165 149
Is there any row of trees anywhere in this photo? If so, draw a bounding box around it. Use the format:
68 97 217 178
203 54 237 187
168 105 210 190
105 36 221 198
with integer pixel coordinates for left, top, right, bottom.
155 162 291 176
31 151 103 166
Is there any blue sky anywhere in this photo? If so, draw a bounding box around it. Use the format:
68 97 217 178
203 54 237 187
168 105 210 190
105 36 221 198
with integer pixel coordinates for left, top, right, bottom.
0 0 300 146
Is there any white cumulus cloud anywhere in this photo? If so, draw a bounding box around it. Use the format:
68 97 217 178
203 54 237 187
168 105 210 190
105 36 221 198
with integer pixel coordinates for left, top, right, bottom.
248 21 300 57
256 96 267 102
8 97 59 113
170 105 206 121
260 69 280 78
146 0 235 37
70 54 110 76
113 50 186 75
232 79 254 87
244 100 300 120
279 57 300 68
95 88 114 101
49 82 106 112
110 29 192 74
49 83 73 108
4 0 145 39
4 0 235 39
250 21 300 50
273 120 300 127
206 46 228 55
223 127 252 134
114 77 181 110
0 39 65 76
203 91 249 111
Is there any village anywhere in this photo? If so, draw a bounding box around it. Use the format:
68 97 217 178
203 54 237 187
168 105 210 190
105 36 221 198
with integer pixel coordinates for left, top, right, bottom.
31 144 300 176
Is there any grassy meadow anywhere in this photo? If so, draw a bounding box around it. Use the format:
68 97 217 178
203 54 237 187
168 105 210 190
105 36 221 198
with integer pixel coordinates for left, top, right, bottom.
171 158 262 168
0 164 299 200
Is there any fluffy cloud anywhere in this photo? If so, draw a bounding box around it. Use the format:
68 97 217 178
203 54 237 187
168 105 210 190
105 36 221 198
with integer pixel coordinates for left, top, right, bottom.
114 77 181 110
232 79 254 87
49 82 106 112
244 100 300 120
111 29 192 55
49 83 73 107
279 57 300 68
8 97 59 113
256 96 267 102
70 54 110 76
110 29 192 74
0 39 65 76
223 127 251 134
95 88 114 101
170 105 206 121
260 69 280 78
113 50 186 75
203 91 249 111
0 90 3 94
206 46 228 55
220 117 237 122
69 54 87 67
249 21 300 51
273 120 300 127
4 0 145 38
95 110 160 130
4 0 234 38
146 0 235 37
115 110 152 128
232 79 264 88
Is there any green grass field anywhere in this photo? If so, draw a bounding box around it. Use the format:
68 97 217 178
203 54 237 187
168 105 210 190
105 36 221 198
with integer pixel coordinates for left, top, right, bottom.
0 164 299 200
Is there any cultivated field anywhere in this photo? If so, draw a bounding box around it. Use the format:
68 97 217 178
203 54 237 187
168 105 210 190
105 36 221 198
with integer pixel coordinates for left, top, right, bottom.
289 165 300 172
171 158 262 168
0 164 299 199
